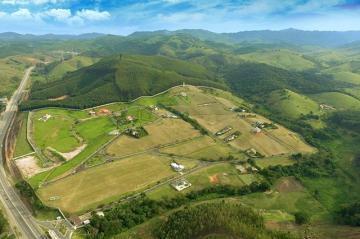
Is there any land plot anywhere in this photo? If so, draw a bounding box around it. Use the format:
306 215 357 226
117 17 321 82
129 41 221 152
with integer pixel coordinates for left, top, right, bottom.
32 109 88 153
14 113 33 157
38 153 176 213
159 136 240 160
256 156 295 169
107 118 201 157
29 116 116 188
147 163 245 200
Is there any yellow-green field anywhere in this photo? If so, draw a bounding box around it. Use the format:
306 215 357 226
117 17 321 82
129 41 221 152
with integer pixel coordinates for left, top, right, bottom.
38 153 176 213
310 92 360 111
170 86 315 157
107 118 201 157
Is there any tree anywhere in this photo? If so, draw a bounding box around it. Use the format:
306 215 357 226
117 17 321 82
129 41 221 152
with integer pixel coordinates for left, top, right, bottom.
294 212 309 225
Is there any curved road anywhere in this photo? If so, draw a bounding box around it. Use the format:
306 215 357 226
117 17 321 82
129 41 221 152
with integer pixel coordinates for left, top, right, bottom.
0 66 47 238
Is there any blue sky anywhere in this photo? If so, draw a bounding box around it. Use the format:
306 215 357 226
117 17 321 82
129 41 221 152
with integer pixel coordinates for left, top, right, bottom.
0 0 359 35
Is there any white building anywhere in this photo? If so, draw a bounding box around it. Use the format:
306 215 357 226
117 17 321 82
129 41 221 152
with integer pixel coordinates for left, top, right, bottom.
171 162 185 172
171 179 191 191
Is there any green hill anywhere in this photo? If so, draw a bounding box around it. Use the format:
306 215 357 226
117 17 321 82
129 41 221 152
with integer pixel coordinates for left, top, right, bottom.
239 49 315 71
267 89 320 118
310 92 360 111
45 56 99 82
23 55 226 109
224 62 343 102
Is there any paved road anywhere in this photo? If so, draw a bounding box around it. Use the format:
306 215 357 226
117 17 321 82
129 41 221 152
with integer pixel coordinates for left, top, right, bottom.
0 66 48 239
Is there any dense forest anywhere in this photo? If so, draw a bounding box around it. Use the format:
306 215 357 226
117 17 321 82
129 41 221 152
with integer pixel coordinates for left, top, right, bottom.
155 202 297 239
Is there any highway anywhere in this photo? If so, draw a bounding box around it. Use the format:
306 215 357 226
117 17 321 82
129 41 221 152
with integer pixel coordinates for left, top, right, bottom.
0 66 47 238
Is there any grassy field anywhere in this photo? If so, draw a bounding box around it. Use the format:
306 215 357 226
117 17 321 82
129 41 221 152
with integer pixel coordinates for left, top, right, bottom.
107 118 201 157
239 177 327 222
159 136 243 160
38 153 176 213
29 116 116 188
267 89 320 118
32 109 88 153
147 163 245 200
255 156 295 169
310 92 360 111
238 49 315 71
14 113 33 157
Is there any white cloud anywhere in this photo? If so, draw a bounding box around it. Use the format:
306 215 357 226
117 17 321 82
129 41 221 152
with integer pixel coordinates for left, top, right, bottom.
11 8 32 19
44 8 71 21
0 0 60 4
76 9 110 21
0 11 7 17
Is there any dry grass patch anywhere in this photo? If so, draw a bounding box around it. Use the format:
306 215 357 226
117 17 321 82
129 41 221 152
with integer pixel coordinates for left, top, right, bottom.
107 118 201 157
38 154 176 213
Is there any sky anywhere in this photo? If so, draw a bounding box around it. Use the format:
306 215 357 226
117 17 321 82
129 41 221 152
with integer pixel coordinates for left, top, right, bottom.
0 0 359 35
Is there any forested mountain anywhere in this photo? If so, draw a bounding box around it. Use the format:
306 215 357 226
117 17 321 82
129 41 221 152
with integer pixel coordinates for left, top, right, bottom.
22 54 226 109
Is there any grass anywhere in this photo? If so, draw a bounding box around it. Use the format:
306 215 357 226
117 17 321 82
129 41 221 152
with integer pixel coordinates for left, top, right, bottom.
310 92 360 111
47 56 98 82
106 118 201 157
239 177 327 222
38 153 176 213
29 116 115 188
148 163 245 200
32 109 87 153
14 113 33 157
267 89 320 118
255 155 295 169
0 57 26 97
238 49 315 71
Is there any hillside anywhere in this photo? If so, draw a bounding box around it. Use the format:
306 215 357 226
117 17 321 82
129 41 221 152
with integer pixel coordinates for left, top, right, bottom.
267 89 320 118
23 55 226 109
224 62 344 102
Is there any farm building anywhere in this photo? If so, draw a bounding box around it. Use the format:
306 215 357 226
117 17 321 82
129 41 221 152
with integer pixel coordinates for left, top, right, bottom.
149 105 159 111
252 127 262 134
125 128 140 138
162 113 178 119
180 92 187 97
108 130 120 136
97 108 111 116
96 211 105 217
126 115 136 122
171 162 185 172
88 110 96 116
171 179 191 191
236 165 247 174
38 114 51 122
224 131 240 142
215 126 232 136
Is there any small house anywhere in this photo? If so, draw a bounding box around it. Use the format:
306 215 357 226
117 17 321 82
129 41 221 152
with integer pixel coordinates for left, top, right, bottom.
126 115 135 122
236 165 247 174
180 92 187 97
89 110 96 116
252 127 262 134
39 114 52 122
96 211 105 217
